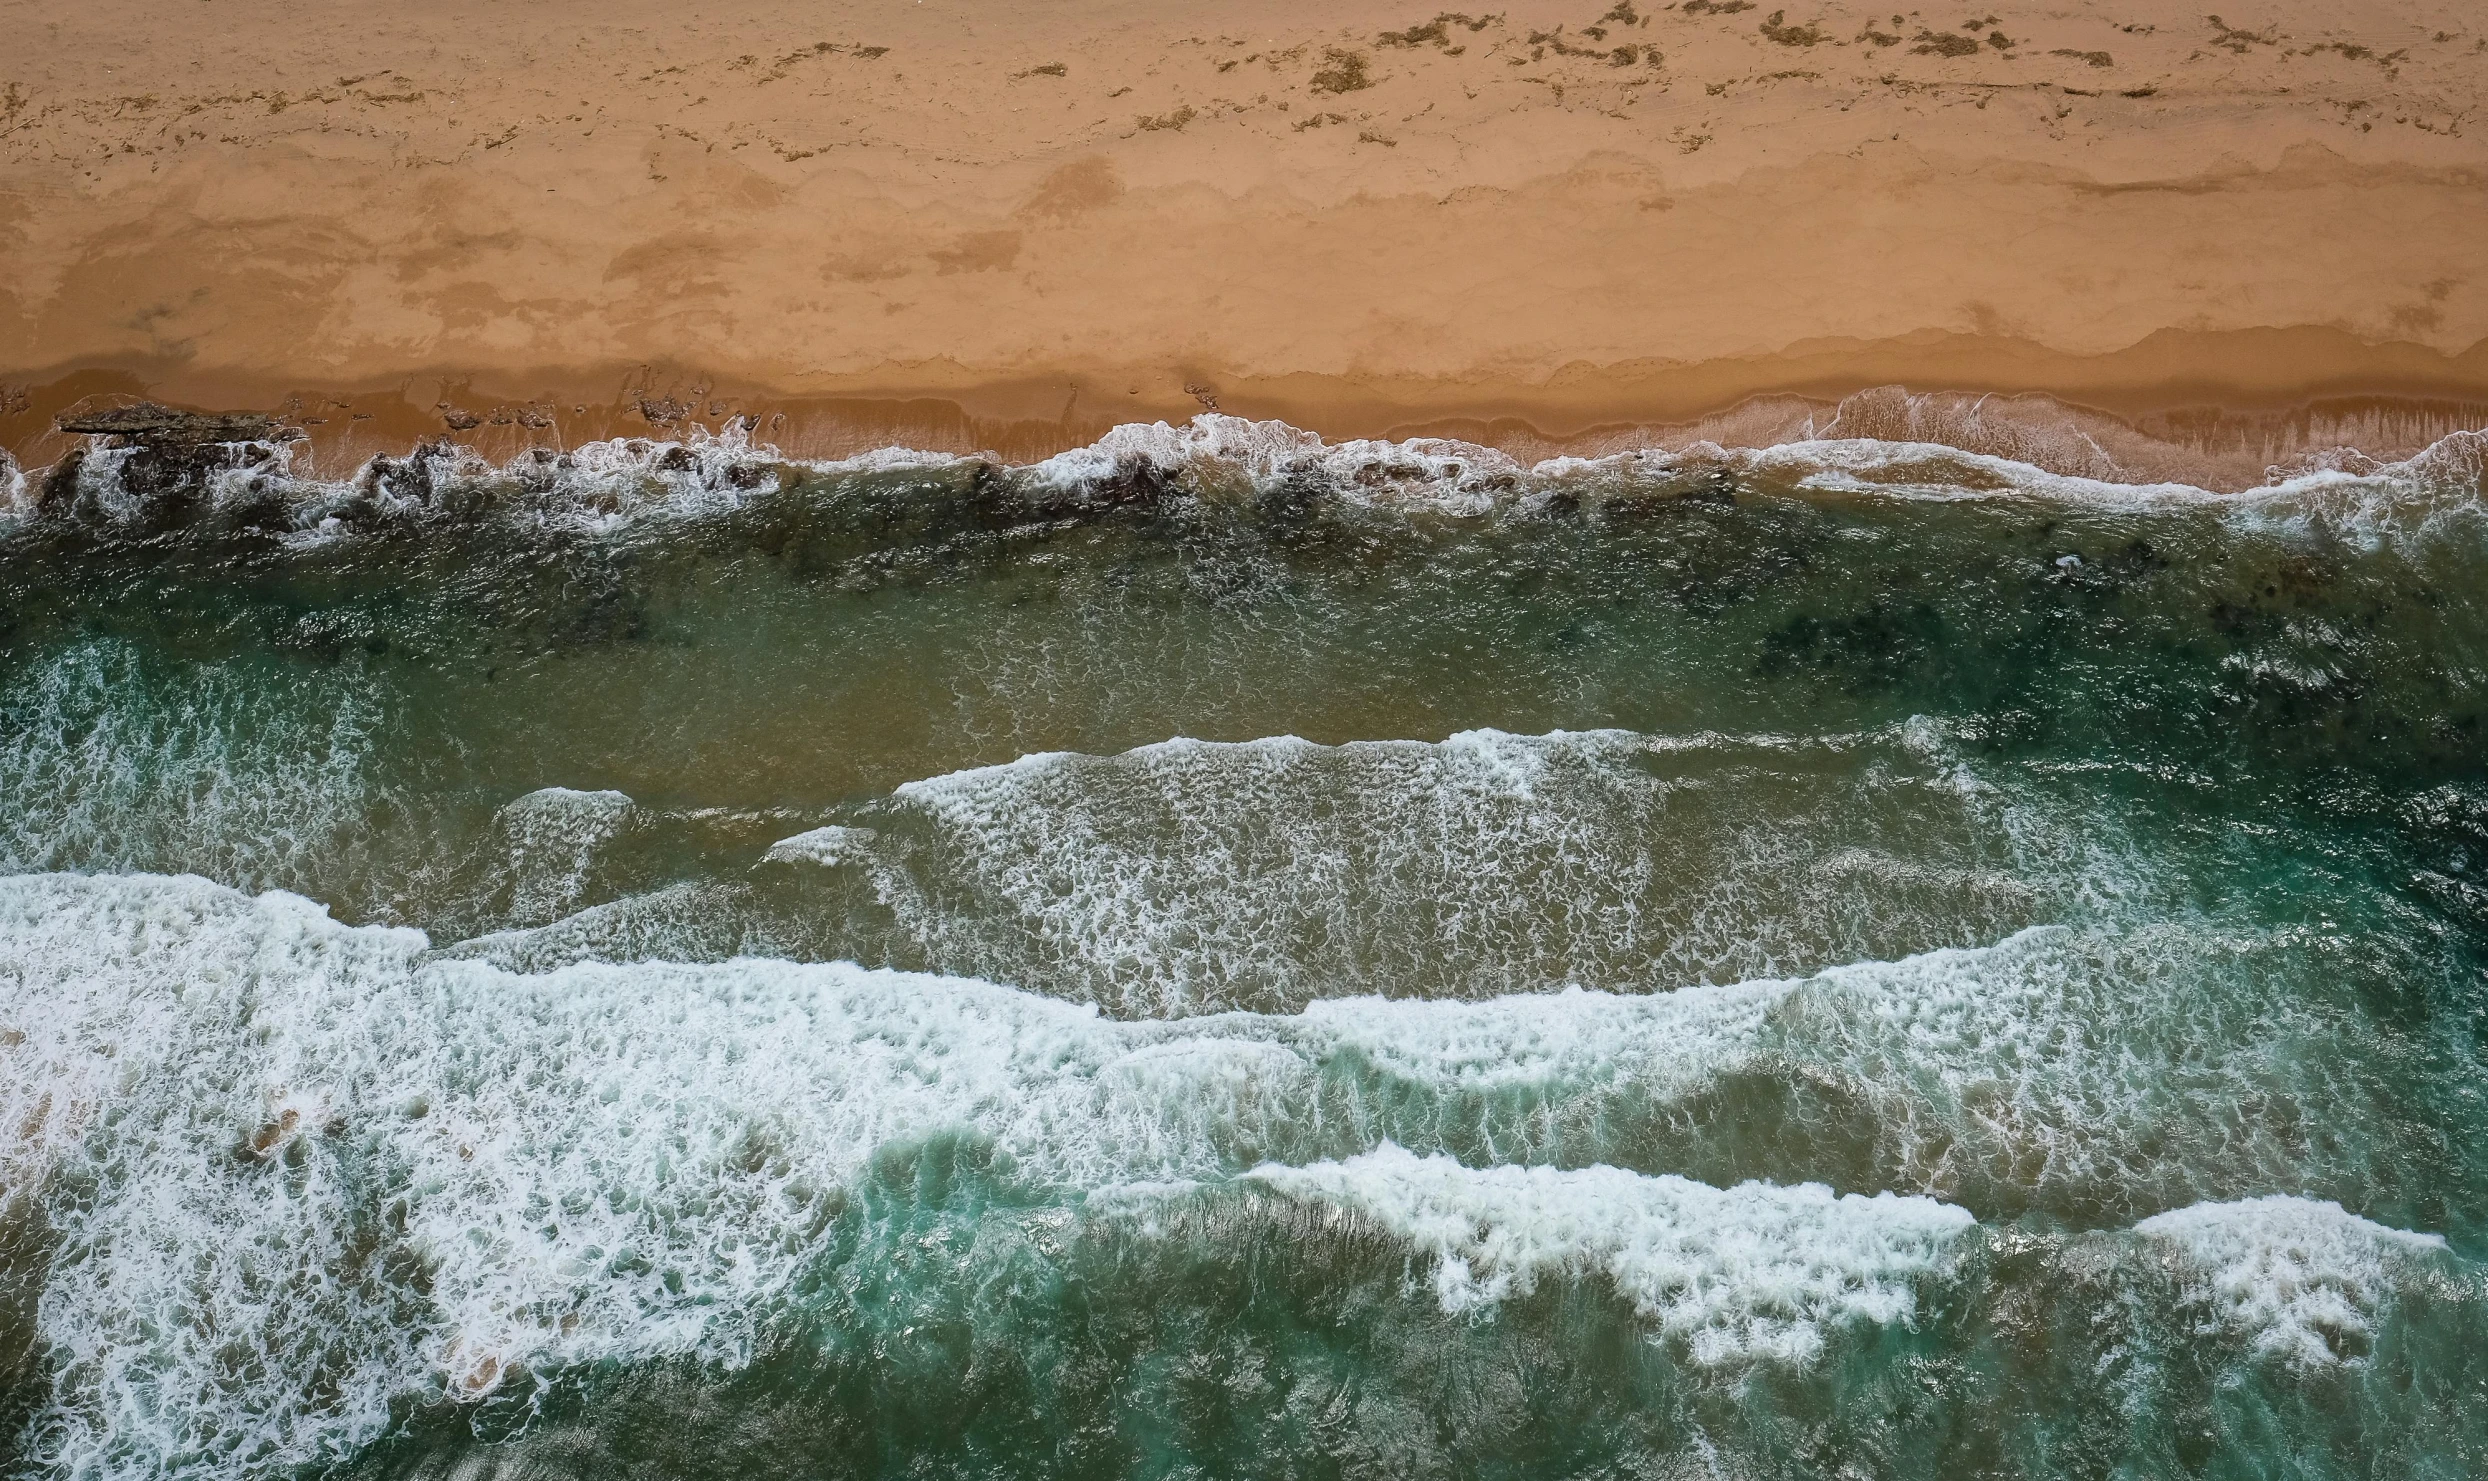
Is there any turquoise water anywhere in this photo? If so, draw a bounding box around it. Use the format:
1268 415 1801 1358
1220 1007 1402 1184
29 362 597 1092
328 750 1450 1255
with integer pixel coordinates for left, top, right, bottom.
3 419 2487 1478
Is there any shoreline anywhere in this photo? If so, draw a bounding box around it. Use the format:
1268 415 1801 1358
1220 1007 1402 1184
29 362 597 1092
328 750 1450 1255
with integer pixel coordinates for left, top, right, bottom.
9 330 2488 492
8 1 2488 489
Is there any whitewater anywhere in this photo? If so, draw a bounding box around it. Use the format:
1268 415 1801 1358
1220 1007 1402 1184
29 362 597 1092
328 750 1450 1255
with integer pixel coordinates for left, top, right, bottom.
4 416 2487 1479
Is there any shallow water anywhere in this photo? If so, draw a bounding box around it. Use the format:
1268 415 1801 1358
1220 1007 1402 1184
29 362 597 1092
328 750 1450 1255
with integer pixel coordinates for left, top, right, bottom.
4 418 2487 1479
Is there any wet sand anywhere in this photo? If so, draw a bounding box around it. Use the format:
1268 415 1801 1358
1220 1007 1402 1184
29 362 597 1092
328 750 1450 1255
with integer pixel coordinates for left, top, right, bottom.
4 1 2486 481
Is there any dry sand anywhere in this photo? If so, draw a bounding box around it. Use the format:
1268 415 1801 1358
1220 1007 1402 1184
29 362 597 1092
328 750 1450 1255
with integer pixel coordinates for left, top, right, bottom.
3 0 2486 480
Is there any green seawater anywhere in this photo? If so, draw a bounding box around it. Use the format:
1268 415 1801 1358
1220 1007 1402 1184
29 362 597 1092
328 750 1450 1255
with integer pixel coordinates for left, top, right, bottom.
3 424 2487 1479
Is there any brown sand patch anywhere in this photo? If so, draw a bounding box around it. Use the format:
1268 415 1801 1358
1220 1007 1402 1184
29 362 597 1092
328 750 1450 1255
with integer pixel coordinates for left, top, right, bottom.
1 0 2483 459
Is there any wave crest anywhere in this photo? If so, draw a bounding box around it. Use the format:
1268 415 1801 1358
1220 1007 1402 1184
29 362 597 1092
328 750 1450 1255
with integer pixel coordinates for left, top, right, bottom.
1239 1144 1973 1366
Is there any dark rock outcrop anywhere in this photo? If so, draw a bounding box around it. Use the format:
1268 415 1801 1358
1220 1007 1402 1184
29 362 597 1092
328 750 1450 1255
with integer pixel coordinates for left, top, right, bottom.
42 402 300 528
54 403 285 442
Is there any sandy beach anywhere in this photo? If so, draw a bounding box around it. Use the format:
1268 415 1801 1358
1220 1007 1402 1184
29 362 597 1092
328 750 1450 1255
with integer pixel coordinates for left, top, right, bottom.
4 0 2485 480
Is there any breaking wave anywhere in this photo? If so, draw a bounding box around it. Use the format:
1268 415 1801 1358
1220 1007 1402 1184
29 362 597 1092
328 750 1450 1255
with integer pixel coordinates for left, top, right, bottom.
3 871 2464 1478
1238 1146 1973 1366
2135 1196 2452 1369
849 723 2055 1014
6 413 2485 551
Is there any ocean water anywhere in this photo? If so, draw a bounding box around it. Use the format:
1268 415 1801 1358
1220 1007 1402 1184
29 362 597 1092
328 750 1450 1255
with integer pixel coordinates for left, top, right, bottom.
3 415 2487 1479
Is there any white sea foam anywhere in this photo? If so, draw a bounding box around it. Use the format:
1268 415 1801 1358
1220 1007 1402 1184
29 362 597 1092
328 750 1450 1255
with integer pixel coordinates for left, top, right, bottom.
512 422 960 529
0 638 391 890
0 447 26 523
1024 415 2487 530
483 787 634 925
19 413 2481 546
1747 437 2229 509
1 877 438 1481
762 824 879 867
1296 979 1792 1092
2135 1196 2450 1368
0 871 1809 1478
1025 415 1522 513
1765 917 2361 1210
430 880 749 975
1243 1145 1974 1365
872 724 2047 1014
0 870 2419 1477
347 422 961 534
